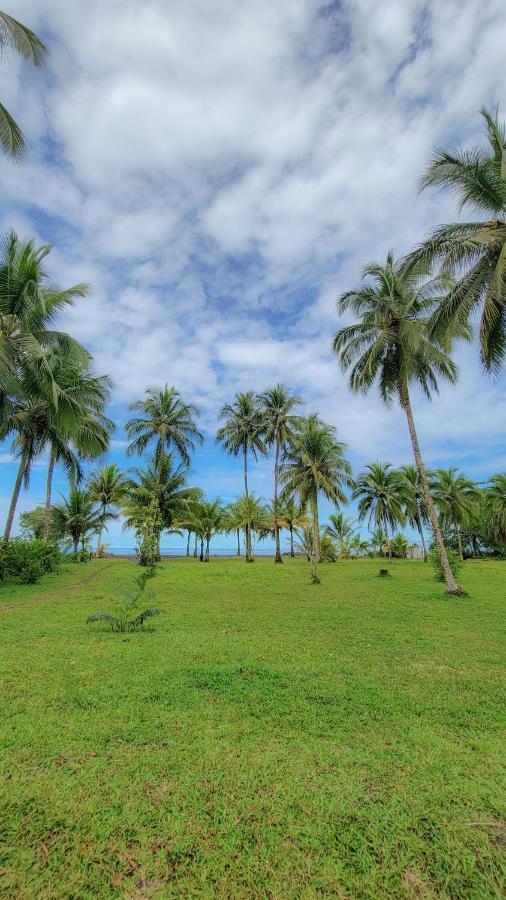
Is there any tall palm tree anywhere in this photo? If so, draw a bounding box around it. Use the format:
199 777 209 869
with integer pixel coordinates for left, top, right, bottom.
430 468 479 561
407 107 506 372
398 464 429 560
0 10 48 158
352 463 405 559
52 485 104 555
258 384 302 563
87 464 129 553
333 252 467 593
279 414 352 562
216 392 266 562
0 231 89 400
126 385 203 471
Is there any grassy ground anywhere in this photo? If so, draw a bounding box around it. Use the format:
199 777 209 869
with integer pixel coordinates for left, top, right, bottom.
0 557 504 899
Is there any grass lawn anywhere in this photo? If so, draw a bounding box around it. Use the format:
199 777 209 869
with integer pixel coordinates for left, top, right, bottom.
0 557 504 898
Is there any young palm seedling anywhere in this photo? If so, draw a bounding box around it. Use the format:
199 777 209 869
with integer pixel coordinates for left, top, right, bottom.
86 566 160 633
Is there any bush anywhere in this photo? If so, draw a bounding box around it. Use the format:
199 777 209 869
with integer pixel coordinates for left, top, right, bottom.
320 535 338 562
0 538 61 584
429 546 462 583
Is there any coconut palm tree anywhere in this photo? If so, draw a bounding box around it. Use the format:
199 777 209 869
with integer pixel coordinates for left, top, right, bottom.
369 526 388 557
398 464 429 560
352 463 405 559
225 493 270 560
126 385 203 471
0 231 89 400
87 464 129 554
325 511 356 544
0 10 48 158
484 474 506 546
258 384 302 563
333 251 467 593
430 468 479 561
280 496 310 557
279 414 352 563
188 499 225 562
52 485 104 556
216 392 266 562
407 107 506 372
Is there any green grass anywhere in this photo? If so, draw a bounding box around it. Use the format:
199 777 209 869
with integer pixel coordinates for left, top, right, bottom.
0 557 504 898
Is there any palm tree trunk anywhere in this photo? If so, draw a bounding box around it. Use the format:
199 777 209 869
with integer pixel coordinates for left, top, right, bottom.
44 449 56 541
290 524 294 557
236 529 241 556
199 537 204 562
400 386 461 594
205 537 210 562
456 523 464 561
243 441 253 562
3 449 28 541
95 502 105 556
274 436 282 564
385 522 392 559
311 489 321 562
186 530 190 556
193 533 198 558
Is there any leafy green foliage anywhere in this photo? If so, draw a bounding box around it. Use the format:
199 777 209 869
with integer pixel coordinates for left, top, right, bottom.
0 537 60 583
86 565 160 633
429 546 462 582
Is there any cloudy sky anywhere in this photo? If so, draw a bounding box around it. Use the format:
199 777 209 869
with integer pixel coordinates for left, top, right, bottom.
1 0 505 548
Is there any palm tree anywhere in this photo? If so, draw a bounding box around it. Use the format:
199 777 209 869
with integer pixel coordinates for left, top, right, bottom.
258 384 302 563
124 454 201 561
407 107 506 372
87 464 129 553
430 468 479 561
126 385 203 471
333 251 467 593
0 231 89 400
398 464 429 560
226 493 270 560
0 10 48 158
352 463 405 558
279 414 352 562
216 392 266 562
52 485 104 555
484 474 506 546
325 512 356 543
280 497 310 558
188 499 225 562
369 526 388 557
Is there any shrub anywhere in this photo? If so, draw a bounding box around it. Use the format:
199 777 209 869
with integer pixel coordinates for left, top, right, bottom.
320 535 338 562
0 538 61 584
429 546 462 583
87 565 160 633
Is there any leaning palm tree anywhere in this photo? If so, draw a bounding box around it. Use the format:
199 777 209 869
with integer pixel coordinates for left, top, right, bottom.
126 385 203 471
333 252 467 593
0 231 89 400
279 414 352 562
430 468 479 561
398 464 429 560
352 463 405 559
216 392 266 562
407 107 506 372
87 464 129 553
258 384 302 563
0 10 48 158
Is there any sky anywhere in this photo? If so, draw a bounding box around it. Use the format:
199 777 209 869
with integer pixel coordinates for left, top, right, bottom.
0 0 505 549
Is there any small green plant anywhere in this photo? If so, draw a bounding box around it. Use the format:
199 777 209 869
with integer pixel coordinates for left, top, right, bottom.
0 538 61 584
429 547 462 583
86 565 160 632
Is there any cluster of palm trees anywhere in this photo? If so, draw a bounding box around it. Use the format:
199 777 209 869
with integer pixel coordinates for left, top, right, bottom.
332 107 506 592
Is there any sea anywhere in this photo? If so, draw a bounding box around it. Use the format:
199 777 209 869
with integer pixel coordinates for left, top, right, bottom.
106 547 277 557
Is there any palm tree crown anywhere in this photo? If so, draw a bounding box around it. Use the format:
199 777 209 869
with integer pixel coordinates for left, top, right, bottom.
353 463 405 556
126 385 203 469
408 107 506 372
0 10 48 158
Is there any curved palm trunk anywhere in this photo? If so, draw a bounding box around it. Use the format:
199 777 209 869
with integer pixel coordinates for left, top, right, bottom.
274 436 282 564
243 441 253 562
400 386 461 594
4 449 29 541
44 449 56 541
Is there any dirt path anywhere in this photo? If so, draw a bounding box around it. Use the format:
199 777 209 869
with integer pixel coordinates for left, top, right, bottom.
0 560 125 614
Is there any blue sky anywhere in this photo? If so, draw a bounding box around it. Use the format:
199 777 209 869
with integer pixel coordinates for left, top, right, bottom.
0 0 505 549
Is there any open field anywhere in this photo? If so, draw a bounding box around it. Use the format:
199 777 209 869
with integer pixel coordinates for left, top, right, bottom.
0 557 505 898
